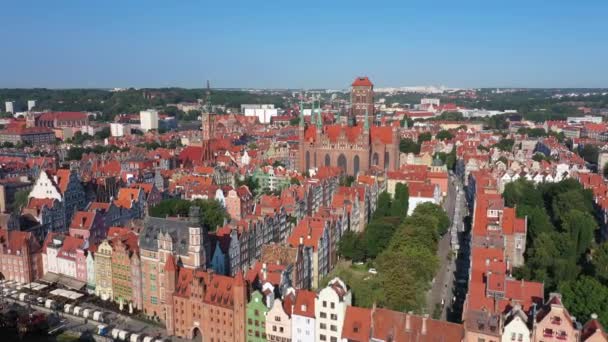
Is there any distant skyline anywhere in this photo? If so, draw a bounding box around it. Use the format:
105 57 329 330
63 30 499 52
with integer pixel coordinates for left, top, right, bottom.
1 1 607 89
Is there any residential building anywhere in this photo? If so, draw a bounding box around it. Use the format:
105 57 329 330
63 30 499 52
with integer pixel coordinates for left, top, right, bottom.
532 293 580 342
246 290 268 341
95 239 113 300
0 127 55 145
315 277 351 342
140 109 159 132
291 290 316 342
266 297 293 342
0 228 43 283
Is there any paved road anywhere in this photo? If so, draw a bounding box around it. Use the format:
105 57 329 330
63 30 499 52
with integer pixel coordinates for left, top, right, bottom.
426 173 465 320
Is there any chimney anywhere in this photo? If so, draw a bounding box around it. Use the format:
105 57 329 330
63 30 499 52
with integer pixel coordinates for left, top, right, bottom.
405 311 412 332
422 314 428 335
299 236 304 245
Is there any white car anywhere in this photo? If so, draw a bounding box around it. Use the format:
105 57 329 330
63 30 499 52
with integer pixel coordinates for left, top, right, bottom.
368 268 378 275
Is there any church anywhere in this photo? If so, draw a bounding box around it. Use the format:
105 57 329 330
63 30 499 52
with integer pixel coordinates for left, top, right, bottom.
298 76 400 176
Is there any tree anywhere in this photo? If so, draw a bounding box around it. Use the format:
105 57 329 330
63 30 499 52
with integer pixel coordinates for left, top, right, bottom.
559 276 608 327
413 202 449 236
435 130 454 141
399 138 420 154
578 144 599 164
560 210 597 256
11 189 30 213
149 198 229 232
236 176 260 196
338 231 365 261
592 243 608 283
503 179 543 208
551 189 594 222
418 132 432 143
289 117 300 126
390 183 409 219
492 138 515 152
374 192 392 219
363 220 397 259
532 153 548 162
516 205 553 243
376 250 428 312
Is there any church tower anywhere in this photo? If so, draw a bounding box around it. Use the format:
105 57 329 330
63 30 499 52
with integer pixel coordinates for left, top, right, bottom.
201 80 214 161
350 76 374 125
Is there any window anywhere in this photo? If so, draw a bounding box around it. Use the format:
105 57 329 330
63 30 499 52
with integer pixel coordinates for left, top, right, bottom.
320 312 327 319
330 337 337 342
275 316 281 322
330 302 335 309
330 325 337 332
478 339 485 342
320 323 326 330
320 335 326 341
323 301 327 308
273 326 277 332
330 314 337 320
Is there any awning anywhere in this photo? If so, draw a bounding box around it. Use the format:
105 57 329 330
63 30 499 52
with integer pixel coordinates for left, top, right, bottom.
40 272 86 291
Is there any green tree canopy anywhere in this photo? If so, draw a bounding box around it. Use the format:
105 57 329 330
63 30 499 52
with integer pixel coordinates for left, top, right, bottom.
149 198 229 232
390 183 409 219
435 130 454 141
592 243 608 283
413 202 450 236
559 276 608 327
374 192 393 219
399 138 420 154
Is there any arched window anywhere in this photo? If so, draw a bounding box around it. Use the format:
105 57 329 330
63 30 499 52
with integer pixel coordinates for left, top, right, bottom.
338 154 347 172
384 151 390 169
354 155 360 176
325 154 331 167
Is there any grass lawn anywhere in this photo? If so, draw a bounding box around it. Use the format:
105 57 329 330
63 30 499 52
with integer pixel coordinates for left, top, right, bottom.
320 260 383 308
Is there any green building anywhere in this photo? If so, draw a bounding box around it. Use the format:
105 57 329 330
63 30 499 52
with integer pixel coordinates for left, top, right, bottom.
246 290 268 341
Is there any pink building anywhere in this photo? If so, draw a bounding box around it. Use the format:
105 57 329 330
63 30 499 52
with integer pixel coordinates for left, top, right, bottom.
533 293 580 342
0 229 43 283
69 211 106 244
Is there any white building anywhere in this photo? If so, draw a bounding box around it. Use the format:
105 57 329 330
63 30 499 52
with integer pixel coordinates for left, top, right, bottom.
27 100 36 111
502 306 531 342
567 115 603 124
110 123 131 137
292 290 316 342
5 101 15 113
140 109 159 131
408 183 442 215
421 98 440 106
242 104 278 124
315 277 351 342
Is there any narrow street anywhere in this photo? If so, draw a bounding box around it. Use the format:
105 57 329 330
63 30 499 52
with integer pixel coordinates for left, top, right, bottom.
425 172 465 320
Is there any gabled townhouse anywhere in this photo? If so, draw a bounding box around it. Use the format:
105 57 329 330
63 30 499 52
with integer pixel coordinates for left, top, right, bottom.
287 217 330 289
532 293 580 342
246 290 269 341
21 197 65 240
225 185 254 221
68 210 106 244
28 169 87 226
580 315 608 342
0 228 43 283
114 187 146 220
292 290 316 342
315 277 351 342
266 296 293 342
501 305 531 342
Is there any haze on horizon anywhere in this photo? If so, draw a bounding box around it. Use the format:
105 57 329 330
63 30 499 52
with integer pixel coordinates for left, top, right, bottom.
1 1 607 89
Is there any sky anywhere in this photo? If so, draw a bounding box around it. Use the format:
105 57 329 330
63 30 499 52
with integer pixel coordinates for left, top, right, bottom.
1 1 607 89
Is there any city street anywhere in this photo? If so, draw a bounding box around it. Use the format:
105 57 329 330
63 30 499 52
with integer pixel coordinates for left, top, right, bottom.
426 172 466 320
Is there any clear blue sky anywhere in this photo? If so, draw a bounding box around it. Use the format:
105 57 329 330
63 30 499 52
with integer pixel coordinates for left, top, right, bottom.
1 1 607 89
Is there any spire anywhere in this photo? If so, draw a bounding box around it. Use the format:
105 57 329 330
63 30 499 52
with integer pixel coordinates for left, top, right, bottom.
299 98 304 128
315 97 322 129
364 107 370 131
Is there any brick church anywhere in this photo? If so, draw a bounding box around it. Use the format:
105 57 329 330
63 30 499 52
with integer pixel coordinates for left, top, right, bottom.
298 76 400 176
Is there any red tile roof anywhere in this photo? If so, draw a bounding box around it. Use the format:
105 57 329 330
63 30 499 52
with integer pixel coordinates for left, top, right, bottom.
352 76 373 87
342 306 372 341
